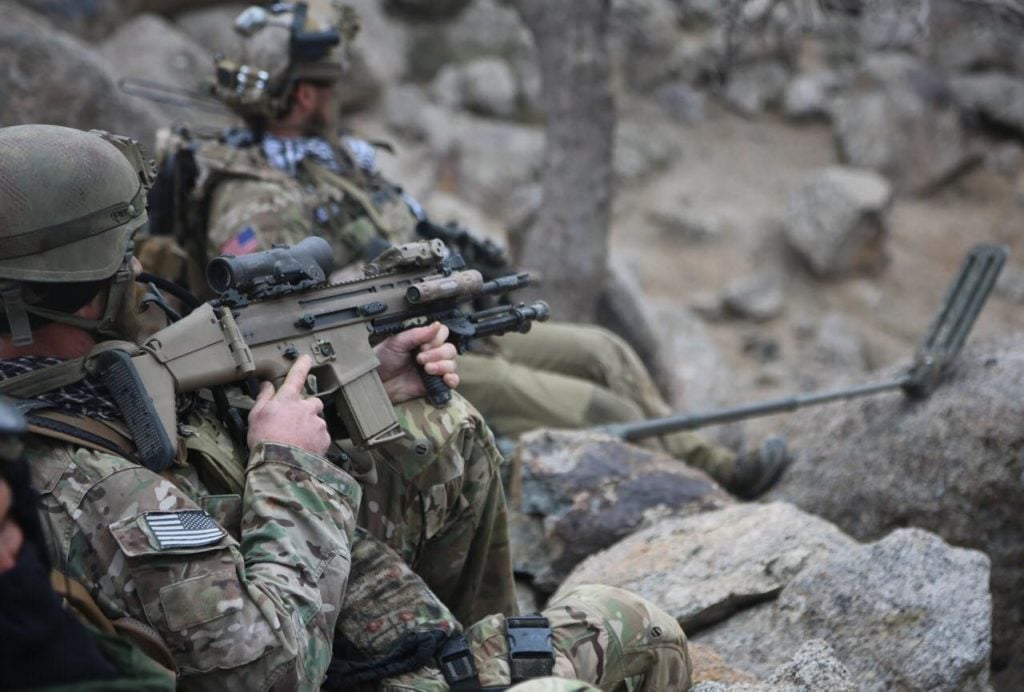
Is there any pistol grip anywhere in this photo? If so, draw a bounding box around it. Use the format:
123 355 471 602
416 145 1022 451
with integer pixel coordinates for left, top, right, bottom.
418 364 451 407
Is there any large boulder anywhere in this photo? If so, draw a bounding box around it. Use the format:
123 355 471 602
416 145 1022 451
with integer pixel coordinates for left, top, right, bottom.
793 312 869 390
338 0 410 112
952 72 1024 138
447 115 545 215
14 0 226 39
382 83 453 144
608 0 692 93
784 166 892 278
614 115 683 185
173 4 247 59
722 61 790 117
856 0 931 53
695 529 992 691
831 53 978 194
383 0 473 20
405 0 535 85
431 57 520 118
692 640 855 692
99 14 234 131
772 333 1024 688
556 503 855 631
0 2 164 151
782 70 841 121
511 430 731 593
927 0 1024 74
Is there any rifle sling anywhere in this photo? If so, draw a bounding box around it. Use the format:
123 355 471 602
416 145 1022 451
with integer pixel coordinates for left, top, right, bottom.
27 410 138 463
302 159 393 239
0 358 88 398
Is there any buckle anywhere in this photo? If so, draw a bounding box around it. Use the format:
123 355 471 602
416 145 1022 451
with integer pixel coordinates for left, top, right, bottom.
437 633 482 692
506 615 555 683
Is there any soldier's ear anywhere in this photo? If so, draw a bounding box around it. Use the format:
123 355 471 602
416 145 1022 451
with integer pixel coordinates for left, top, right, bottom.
292 82 319 116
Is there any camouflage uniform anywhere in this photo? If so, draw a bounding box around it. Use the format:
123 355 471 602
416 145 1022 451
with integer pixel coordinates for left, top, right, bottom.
382 585 691 691
19 376 688 690
508 680 600 692
1 122 690 690
194 132 737 483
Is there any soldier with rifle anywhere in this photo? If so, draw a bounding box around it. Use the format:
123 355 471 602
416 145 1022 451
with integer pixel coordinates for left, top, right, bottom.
148 1 788 499
0 123 691 690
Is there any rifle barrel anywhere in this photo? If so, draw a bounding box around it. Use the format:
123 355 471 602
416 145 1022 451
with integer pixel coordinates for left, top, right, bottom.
609 377 908 442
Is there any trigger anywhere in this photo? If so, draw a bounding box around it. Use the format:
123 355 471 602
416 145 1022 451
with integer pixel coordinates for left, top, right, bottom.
243 376 260 399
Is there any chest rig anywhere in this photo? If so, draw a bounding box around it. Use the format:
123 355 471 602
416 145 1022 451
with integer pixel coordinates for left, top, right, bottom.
295 138 418 269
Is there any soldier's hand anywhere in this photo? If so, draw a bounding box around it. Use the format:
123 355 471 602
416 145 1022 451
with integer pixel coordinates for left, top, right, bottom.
0 478 23 573
375 322 459 405
247 355 331 456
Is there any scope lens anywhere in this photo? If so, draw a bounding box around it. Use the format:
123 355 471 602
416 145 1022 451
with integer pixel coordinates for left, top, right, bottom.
206 259 235 294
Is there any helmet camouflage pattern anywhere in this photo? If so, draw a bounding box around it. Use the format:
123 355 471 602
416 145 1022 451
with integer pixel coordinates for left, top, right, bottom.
0 124 155 344
211 1 359 120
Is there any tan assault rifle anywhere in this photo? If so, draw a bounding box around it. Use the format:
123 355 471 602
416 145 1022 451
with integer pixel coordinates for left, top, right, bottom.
100 238 548 471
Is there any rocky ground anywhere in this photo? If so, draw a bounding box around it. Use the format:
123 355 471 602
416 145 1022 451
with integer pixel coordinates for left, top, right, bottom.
5 0 1024 689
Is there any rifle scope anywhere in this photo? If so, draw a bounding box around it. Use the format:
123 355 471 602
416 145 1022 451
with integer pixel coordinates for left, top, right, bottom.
207 236 335 294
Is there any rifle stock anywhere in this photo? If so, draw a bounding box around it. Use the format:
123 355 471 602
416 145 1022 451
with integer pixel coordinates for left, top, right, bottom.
131 238 546 450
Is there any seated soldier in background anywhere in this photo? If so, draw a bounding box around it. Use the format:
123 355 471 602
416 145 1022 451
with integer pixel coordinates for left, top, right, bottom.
150 1 787 499
0 123 691 690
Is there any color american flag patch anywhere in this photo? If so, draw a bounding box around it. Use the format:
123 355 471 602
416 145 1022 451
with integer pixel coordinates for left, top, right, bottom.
144 511 226 549
219 226 259 256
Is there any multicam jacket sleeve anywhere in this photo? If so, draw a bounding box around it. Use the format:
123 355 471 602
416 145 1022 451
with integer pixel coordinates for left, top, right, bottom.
206 177 312 259
29 438 361 692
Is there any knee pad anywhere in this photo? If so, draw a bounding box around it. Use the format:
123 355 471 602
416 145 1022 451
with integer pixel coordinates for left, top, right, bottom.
544 584 691 690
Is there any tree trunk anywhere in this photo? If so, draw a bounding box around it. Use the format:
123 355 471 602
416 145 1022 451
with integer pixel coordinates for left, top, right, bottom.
507 0 615 322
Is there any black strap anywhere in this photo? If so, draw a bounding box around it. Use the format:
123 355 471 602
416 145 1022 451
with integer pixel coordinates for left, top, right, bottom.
325 629 447 691
25 414 136 462
506 614 555 684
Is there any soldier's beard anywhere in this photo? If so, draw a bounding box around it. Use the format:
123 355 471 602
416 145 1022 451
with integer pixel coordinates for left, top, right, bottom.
111 281 143 344
303 86 338 137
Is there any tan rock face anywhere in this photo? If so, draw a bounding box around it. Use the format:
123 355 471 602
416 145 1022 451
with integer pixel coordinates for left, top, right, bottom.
775 334 1024 686
0 2 164 151
512 429 731 593
556 502 855 631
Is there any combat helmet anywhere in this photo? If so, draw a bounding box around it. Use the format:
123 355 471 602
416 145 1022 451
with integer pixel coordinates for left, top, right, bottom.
0 125 155 346
210 1 360 121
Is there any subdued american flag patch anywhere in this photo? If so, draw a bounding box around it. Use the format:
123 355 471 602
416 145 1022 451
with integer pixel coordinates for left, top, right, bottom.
219 226 259 256
144 511 226 549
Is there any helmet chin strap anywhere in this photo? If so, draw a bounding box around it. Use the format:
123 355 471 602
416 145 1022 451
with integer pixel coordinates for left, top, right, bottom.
18 250 135 341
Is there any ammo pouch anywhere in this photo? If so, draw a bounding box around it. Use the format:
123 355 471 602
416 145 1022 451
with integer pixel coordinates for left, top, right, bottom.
437 615 555 692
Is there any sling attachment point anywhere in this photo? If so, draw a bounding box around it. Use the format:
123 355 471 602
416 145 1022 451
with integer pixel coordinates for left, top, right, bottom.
1 282 32 346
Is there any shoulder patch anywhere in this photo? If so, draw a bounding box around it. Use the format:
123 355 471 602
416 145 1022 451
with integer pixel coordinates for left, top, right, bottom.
219 226 260 256
144 510 226 549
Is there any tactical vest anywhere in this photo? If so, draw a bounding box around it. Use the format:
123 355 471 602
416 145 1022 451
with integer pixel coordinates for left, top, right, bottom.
152 128 418 277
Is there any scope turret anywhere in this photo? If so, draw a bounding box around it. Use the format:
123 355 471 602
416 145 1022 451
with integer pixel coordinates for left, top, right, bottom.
207 236 334 295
